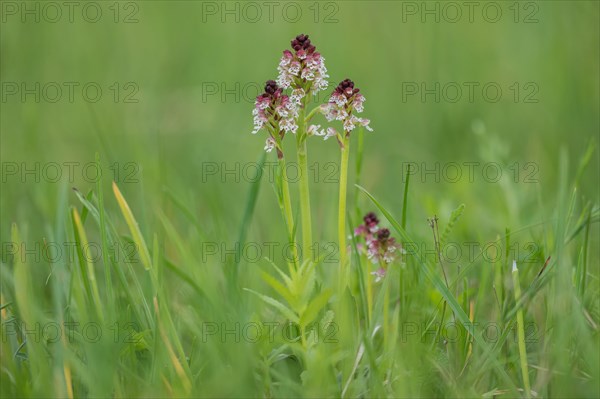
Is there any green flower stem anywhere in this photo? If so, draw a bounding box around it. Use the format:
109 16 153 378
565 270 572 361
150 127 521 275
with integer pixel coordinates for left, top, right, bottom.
304 105 321 123
296 106 313 262
353 127 365 222
512 261 531 398
366 256 373 324
338 135 350 292
297 141 313 261
279 156 298 269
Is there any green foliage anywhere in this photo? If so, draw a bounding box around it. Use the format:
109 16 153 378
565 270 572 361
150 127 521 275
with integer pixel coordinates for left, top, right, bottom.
1 4 599 398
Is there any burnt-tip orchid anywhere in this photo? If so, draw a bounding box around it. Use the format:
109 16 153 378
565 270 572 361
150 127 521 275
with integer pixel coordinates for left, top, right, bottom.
354 212 402 282
310 79 372 146
277 34 329 101
251 80 299 156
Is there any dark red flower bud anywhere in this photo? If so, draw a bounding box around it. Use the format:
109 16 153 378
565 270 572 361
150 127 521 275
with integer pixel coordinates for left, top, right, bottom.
377 228 390 241
264 80 278 95
364 212 379 227
290 34 317 54
334 79 359 99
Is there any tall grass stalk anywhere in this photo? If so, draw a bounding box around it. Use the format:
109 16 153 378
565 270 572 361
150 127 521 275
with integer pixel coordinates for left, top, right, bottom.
383 274 391 349
512 260 531 398
95 153 114 314
366 254 373 323
71 208 105 323
235 151 267 285
580 208 592 297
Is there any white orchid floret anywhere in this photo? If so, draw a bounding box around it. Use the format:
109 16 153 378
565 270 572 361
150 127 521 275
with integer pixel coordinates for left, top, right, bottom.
305 52 321 67
313 77 329 94
279 50 292 65
277 96 300 120
307 124 322 136
323 127 338 141
336 109 348 121
359 118 373 131
276 74 293 89
343 117 357 132
290 88 305 106
296 49 307 60
301 69 315 81
321 103 348 123
264 137 276 152
252 108 268 134
331 93 347 107
252 119 264 134
256 96 271 110
353 94 365 112
251 124 262 135
280 117 298 134
275 105 289 118
289 60 301 76
343 116 373 133
277 57 294 89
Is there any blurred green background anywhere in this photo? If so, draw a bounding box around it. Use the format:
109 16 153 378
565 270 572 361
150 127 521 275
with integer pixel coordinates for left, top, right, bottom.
1 2 599 397
1 0 598 266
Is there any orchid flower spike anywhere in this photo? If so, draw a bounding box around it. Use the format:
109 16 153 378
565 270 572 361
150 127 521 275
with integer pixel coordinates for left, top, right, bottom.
319 79 373 144
354 212 402 273
277 34 329 104
252 80 300 156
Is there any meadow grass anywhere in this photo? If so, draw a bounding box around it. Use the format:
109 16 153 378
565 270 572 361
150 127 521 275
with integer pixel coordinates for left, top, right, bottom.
1 135 598 397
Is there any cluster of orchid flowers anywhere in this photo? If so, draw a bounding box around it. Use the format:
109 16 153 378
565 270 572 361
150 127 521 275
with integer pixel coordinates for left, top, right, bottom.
251 34 372 154
251 79 300 156
251 34 385 293
354 212 403 282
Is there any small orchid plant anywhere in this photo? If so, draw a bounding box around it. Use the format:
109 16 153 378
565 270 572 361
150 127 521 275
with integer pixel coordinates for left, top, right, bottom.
354 212 403 282
251 33 392 294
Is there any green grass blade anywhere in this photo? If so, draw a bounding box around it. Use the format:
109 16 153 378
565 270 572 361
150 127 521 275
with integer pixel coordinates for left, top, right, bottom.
112 182 152 271
96 153 114 315
236 151 267 272
401 162 411 230
71 209 105 323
